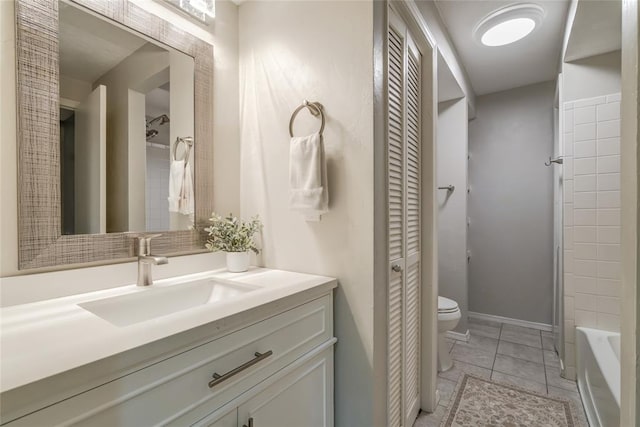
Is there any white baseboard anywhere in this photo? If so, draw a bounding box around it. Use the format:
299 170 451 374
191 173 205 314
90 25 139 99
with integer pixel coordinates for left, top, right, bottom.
445 329 470 342
468 311 553 332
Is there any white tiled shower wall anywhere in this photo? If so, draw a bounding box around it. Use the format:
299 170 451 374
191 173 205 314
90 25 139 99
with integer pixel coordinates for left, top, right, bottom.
563 93 621 378
146 145 171 231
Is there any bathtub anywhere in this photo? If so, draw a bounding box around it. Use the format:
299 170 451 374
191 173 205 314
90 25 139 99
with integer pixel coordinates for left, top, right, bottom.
576 327 620 427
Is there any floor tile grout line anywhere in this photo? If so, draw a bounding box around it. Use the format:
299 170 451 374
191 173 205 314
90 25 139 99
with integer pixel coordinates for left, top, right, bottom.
494 349 546 366
541 337 550 394
449 355 495 372
498 336 545 350
490 323 503 377
491 367 549 387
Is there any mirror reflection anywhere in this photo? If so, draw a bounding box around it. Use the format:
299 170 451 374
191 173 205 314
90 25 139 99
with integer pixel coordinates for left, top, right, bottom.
58 1 195 235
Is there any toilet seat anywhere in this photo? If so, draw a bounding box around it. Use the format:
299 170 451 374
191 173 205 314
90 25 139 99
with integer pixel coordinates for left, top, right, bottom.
438 296 459 313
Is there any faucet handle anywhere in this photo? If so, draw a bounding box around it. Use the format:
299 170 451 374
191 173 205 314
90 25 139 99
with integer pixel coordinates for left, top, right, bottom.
136 234 162 256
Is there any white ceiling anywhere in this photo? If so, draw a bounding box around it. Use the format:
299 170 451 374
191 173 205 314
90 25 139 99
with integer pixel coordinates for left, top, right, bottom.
59 2 148 84
433 0 570 95
565 0 621 62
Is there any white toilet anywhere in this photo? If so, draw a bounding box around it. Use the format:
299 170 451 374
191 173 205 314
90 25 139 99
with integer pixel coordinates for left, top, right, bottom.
437 296 461 372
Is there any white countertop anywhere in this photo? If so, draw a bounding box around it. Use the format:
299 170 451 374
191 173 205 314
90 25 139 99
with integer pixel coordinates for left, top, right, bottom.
0 268 336 393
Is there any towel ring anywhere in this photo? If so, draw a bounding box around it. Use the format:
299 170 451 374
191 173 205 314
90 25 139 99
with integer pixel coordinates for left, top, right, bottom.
289 100 325 138
173 136 194 163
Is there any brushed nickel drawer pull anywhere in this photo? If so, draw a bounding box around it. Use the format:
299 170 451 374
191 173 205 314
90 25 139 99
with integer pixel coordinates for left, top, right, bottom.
208 350 273 388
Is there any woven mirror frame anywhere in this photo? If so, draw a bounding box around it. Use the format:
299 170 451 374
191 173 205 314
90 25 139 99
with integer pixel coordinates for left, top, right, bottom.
15 0 214 269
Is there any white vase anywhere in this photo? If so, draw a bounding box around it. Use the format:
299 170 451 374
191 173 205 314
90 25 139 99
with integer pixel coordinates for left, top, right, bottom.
226 251 250 273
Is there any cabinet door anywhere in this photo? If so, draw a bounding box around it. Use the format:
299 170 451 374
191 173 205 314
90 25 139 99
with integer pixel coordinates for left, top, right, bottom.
237 350 333 427
202 409 237 427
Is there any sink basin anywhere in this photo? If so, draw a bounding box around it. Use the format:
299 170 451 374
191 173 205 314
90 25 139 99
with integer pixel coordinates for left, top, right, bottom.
79 280 258 327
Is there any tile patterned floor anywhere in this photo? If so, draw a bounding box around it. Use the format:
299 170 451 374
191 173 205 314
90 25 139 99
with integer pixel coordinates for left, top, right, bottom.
413 318 589 427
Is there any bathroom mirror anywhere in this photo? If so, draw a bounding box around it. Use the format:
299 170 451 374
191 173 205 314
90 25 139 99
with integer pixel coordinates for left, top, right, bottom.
15 0 214 269
58 1 195 235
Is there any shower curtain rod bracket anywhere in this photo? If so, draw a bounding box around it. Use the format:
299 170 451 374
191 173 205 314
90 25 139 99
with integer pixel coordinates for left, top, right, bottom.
545 156 564 166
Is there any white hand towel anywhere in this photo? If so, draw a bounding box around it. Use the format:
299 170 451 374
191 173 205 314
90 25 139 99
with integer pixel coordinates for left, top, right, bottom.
179 162 194 216
289 132 329 221
168 160 194 215
168 159 185 213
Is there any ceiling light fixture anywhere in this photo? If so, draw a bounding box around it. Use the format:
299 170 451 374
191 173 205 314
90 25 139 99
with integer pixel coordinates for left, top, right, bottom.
481 18 536 46
474 4 544 47
162 0 215 24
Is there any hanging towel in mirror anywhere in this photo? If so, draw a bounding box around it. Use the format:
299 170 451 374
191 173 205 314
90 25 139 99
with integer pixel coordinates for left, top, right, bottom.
179 161 194 215
289 132 329 221
168 160 194 215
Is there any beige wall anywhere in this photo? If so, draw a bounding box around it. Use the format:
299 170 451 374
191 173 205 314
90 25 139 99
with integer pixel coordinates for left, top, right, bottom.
563 51 621 102
59 75 92 104
0 0 239 277
238 2 375 425
128 89 147 230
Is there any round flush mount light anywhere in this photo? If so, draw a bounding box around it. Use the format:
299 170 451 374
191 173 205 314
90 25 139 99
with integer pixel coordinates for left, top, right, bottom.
473 4 545 47
481 18 536 46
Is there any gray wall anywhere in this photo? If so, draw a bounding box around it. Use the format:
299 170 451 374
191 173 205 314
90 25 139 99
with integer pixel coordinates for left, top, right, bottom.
437 97 469 333
468 81 555 324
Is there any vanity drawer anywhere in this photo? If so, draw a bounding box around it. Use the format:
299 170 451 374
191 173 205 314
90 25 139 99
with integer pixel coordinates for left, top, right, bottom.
6 295 332 427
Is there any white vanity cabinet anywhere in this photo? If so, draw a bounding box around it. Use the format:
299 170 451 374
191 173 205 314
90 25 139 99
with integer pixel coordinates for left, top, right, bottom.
2 293 335 427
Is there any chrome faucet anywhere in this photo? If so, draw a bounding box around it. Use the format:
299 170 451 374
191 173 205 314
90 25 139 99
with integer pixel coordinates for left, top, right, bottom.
136 234 168 287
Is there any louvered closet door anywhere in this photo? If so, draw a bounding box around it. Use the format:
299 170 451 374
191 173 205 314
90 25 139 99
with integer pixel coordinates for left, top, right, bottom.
387 7 422 427
387 15 405 427
403 35 422 426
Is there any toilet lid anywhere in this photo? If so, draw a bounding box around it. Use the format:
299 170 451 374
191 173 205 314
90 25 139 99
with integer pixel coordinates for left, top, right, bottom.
438 296 459 313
